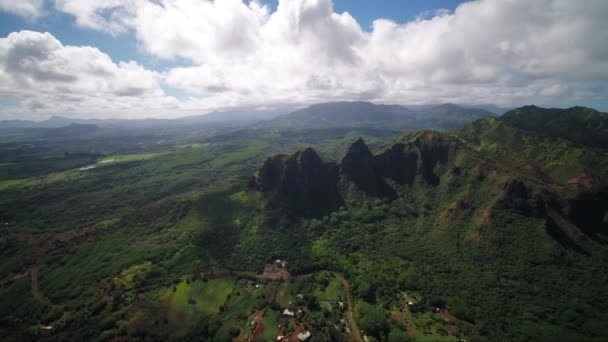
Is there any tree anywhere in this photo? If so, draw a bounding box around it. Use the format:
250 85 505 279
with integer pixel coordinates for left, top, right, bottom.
359 303 388 339
388 329 414 342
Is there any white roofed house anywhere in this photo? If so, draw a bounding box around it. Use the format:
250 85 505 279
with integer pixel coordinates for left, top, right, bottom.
297 330 311 341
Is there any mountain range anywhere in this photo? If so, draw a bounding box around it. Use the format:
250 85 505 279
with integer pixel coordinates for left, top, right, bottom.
243 105 608 340
0 102 500 130
0 103 607 341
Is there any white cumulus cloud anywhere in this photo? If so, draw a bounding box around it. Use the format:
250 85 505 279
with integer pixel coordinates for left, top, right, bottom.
2 0 608 119
0 0 45 19
0 31 177 119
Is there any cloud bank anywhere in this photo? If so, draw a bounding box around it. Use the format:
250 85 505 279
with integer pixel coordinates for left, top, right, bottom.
0 0 45 19
0 0 607 119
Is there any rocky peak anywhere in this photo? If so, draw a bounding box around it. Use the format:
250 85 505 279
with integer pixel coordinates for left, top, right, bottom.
339 138 375 179
501 179 545 217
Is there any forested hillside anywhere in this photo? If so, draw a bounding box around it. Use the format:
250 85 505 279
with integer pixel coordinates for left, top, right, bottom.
0 105 606 341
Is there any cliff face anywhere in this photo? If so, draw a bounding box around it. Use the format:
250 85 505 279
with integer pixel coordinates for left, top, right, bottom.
500 179 546 217
339 138 395 197
251 132 477 202
373 143 418 185
251 131 606 247
279 148 339 195
249 147 341 216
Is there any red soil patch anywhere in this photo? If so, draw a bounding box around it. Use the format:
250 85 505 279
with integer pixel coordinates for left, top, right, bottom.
262 268 292 280
30 266 40 301
438 309 455 322
395 313 403 322
124 305 141 322
175 309 186 322
82 225 97 234
285 325 306 342
74 235 92 245
444 324 458 334
167 239 177 244
480 207 492 226
128 318 149 334
251 309 266 340
468 233 481 243
406 327 416 337
449 203 459 219
566 171 593 189
126 306 152 335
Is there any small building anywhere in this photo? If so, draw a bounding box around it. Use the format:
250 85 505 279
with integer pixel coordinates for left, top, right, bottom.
297 331 311 341
408 301 414 306
338 301 345 309
282 309 295 317
275 259 282 264
297 293 304 300
340 319 347 325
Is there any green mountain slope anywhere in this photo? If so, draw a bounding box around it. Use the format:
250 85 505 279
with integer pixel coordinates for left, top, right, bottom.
452 116 608 186
1 105 607 341
241 123 608 340
500 105 608 149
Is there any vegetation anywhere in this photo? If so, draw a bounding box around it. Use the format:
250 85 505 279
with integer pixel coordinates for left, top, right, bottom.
0 104 607 341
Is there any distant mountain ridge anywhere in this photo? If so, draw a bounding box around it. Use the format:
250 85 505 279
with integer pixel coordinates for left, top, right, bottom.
264 101 497 131
500 105 608 148
0 108 290 129
0 102 501 130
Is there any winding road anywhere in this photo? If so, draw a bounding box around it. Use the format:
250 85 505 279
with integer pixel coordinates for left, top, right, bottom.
336 273 363 342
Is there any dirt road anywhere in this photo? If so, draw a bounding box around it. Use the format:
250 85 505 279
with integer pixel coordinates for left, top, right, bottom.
30 266 40 301
336 273 362 342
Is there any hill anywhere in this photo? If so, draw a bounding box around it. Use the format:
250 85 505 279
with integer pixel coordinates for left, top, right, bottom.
265 101 495 131
500 105 608 149
0 104 607 341
0 108 287 129
244 116 608 340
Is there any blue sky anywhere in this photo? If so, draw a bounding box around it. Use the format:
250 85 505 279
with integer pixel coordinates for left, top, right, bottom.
0 0 606 119
0 0 466 67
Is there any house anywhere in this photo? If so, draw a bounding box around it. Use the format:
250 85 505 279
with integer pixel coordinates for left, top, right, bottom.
338 301 345 309
297 331 311 341
282 309 295 317
408 301 414 306
340 319 347 325
297 293 304 300
41 326 53 331
275 259 282 264
281 260 288 268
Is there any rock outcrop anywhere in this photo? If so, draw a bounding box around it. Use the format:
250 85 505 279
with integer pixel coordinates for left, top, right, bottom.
249 147 341 216
501 179 546 217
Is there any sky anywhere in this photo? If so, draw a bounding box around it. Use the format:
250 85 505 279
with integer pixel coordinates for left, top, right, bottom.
0 0 606 120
